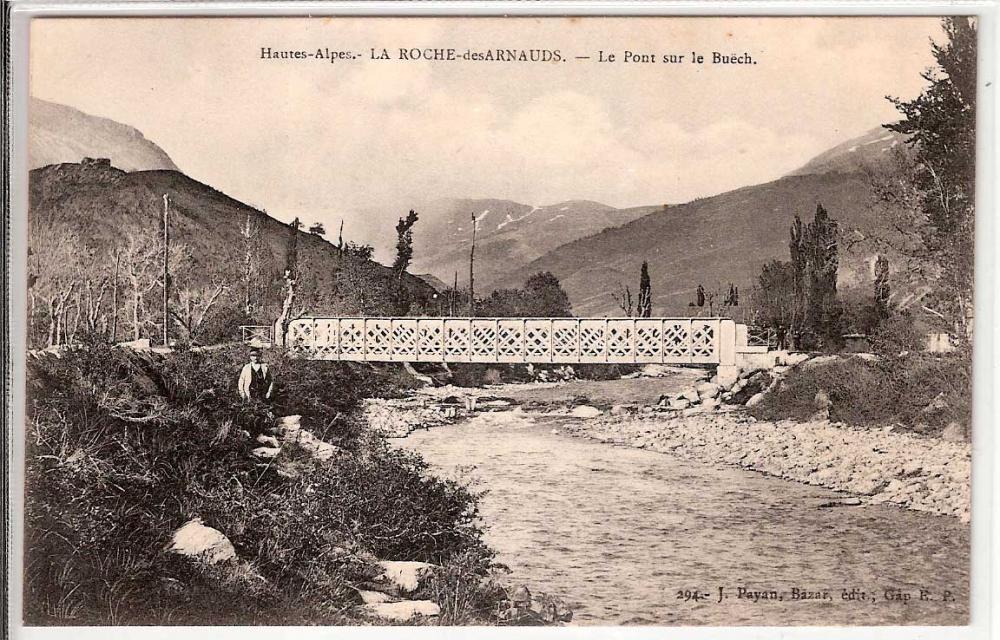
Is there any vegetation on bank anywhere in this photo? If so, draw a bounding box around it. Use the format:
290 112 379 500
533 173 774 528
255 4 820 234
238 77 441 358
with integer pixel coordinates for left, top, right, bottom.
24 341 509 625
748 351 971 437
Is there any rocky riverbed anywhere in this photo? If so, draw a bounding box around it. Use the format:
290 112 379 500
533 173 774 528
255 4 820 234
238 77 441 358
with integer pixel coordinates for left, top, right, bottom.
374 369 971 523
554 408 971 521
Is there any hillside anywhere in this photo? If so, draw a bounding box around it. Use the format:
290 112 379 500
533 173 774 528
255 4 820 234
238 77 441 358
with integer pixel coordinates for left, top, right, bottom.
787 125 908 177
28 160 436 341
409 198 659 291
29 97 179 172
495 126 906 317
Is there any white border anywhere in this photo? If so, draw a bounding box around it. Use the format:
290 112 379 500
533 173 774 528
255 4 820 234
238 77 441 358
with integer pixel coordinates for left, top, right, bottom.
5 2 998 640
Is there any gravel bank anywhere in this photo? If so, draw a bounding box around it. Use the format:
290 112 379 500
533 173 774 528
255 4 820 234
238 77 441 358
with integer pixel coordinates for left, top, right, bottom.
558 408 971 522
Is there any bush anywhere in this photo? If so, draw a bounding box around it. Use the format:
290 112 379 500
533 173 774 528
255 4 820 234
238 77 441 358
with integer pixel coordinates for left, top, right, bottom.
869 311 926 358
23 344 502 625
749 353 971 434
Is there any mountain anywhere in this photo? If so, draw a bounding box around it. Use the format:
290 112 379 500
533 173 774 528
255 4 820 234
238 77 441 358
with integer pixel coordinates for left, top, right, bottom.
494 126 907 317
787 125 908 177
28 160 436 344
409 198 659 291
29 97 179 172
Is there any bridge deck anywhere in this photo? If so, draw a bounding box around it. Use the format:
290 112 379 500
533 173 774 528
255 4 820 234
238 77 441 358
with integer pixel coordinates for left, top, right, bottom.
285 316 740 365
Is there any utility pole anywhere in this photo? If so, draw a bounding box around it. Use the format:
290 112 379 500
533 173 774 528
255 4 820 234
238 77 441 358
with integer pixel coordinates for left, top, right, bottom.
111 249 120 342
468 212 476 317
162 193 170 347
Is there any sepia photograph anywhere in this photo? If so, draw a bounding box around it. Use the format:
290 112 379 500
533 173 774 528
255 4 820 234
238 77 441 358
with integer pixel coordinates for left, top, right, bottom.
6 7 987 632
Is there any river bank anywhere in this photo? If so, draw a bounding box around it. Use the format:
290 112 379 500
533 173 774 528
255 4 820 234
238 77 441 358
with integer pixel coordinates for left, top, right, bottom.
375 373 971 522
557 408 971 521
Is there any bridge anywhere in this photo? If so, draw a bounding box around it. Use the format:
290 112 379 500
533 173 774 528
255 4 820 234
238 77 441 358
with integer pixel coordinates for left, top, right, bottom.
282 316 770 382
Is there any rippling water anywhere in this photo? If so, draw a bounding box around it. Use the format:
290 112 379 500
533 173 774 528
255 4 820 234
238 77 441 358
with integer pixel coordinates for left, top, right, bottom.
397 410 969 625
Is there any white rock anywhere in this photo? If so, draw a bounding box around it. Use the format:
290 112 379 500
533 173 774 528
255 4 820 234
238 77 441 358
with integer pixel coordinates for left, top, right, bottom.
701 398 721 411
745 393 766 408
362 600 440 621
251 446 280 459
358 590 396 605
697 383 721 399
570 405 602 418
941 422 968 443
681 388 700 403
167 518 236 565
278 415 302 431
639 364 672 377
681 407 702 418
669 398 691 411
378 560 437 593
256 434 280 448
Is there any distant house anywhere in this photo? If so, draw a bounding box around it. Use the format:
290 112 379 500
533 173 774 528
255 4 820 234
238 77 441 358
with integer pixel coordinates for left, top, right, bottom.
841 333 870 353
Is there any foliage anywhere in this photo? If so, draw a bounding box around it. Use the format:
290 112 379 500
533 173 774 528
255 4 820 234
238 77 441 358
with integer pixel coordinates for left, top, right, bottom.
748 353 970 434
637 261 652 318
308 222 326 236
883 17 976 341
477 272 572 318
23 344 501 625
789 204 842 350
392 210 420 314
747 260 796 348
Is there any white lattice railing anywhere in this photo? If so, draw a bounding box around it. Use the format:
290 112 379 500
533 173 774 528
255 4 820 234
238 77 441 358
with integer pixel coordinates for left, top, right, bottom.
240 325 274 346
284 317 742 365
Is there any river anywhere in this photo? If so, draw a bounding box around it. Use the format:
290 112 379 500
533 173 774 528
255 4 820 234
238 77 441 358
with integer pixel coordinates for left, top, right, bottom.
395 408 969 626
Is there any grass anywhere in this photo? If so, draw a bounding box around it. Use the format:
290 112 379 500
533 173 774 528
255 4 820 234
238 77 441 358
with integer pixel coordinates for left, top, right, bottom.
23 339 508 625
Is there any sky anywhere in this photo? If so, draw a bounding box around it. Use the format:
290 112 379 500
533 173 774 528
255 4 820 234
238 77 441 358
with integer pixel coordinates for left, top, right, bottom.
30 16 944 248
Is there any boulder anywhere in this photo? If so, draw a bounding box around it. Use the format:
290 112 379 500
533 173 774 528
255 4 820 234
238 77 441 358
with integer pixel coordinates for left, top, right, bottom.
251 446 280 459
745 392 766 408
696 382 721 399
358 590 396 605
681 407 702 418
570 405 602 418
362 601 440 621
731 372 773 404
814 389 832 410
669 398 691 411
800 355 839 369
167 518 236 565
256 434 280 448
701 398 721 411
681 388 700 403
277 415 302 431
377 560 437 594
610 404 634 416
639 364 672 378
941 422 968 443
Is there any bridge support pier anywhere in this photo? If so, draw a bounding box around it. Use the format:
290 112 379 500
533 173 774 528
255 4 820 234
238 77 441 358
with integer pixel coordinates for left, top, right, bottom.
716 319 739 386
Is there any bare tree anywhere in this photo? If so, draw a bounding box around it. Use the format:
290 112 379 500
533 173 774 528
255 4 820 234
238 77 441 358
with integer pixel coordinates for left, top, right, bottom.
613 282 634 317
27 223 81 347
171 281 230 340
121 229 164 341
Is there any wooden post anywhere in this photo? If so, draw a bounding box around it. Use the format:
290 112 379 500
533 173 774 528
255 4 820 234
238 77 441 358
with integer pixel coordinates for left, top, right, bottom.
162 194 170 347
468 212 476 317
451 271 458 316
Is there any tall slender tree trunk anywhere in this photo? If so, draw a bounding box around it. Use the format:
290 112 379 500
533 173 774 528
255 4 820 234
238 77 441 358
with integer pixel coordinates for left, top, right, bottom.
468 212 476 317
162 194 170 347
111 251 120 342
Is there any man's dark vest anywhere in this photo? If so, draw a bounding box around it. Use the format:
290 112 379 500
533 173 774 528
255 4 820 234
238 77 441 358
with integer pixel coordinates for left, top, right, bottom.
249 365 272 399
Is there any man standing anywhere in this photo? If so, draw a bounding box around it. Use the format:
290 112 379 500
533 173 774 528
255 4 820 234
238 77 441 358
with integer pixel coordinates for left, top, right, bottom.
238 348 274 402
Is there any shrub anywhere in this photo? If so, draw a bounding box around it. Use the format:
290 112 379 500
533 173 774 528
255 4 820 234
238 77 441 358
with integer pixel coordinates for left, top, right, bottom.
749 353 971 434
23 344 502 625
